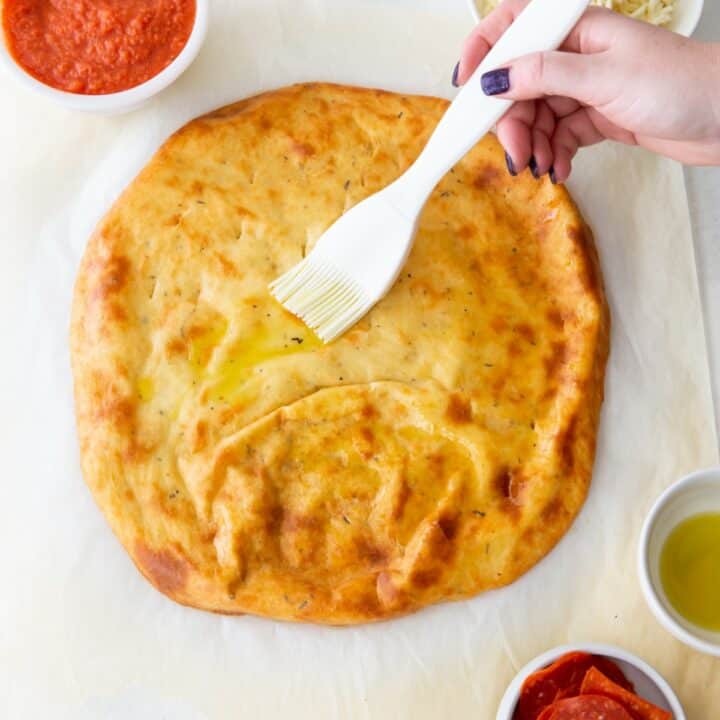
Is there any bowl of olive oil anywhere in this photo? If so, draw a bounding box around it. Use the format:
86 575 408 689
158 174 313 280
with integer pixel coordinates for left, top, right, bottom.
638 467 720 656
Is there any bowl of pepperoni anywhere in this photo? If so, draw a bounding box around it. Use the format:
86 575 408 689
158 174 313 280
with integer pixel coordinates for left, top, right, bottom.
496 644 685 720
0 0 208 113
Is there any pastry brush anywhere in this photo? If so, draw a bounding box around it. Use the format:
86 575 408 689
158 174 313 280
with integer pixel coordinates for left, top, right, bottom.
270 0 590 342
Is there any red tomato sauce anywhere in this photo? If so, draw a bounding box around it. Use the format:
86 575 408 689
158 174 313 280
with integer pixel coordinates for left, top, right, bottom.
2 0 196 94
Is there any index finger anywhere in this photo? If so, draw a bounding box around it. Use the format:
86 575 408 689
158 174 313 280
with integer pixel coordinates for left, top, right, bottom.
457 3 616 85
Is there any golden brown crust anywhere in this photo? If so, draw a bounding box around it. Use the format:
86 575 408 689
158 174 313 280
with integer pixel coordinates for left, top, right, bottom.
70 83 609 624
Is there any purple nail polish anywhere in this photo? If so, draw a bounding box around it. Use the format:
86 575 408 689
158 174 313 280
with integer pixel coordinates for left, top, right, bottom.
505 152 517 177
481 68 510 96
452 62 460 88
529 156 540 180
549 167 557 185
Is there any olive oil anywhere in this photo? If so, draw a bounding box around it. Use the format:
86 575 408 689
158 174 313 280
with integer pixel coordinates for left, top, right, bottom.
136 376 155 402
209 329 322 402
183 306 323 403
660 512 720 632
189 320 229 371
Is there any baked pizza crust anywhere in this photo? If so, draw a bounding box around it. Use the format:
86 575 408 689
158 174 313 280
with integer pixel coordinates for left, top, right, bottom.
71 83 609 624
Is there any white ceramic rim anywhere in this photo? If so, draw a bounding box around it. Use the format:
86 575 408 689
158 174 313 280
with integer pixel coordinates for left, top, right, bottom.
637 466 720 657
466 0 704 38
495 642 686 720
0 0 208 113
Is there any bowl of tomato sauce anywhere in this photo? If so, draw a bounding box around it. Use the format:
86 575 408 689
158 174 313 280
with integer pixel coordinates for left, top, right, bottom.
0 0 208 113
496 643 685 720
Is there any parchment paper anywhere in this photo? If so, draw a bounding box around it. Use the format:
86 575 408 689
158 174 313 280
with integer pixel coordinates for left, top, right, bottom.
1 1 718 718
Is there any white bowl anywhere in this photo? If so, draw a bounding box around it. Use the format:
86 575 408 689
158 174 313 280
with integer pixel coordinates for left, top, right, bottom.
496 643 686 720
638 466 720 657
467 0 704 38
0 0 208 114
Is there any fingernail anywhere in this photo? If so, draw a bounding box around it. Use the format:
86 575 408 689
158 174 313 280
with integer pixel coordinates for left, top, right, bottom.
529 156 540 180
505 152 517 177
451 62 460 88
481 68 510 96
549 167 557 185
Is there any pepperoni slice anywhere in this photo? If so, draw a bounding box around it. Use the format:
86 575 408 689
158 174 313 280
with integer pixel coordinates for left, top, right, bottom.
514 652 634 720
536 707 556 720
587 657 635 692
543 695 634 719
580 667 672 720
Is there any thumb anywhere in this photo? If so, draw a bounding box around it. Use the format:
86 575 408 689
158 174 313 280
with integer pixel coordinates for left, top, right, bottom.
480 51 601 107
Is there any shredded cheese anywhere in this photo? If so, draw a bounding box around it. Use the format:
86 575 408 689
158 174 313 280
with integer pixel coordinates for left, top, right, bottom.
478 0 675 26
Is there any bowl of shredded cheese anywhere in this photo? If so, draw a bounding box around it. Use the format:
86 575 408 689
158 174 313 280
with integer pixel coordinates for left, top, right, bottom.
467 0 703 37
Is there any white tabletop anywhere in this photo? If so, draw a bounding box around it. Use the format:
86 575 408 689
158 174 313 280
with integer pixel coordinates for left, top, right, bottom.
686 2 720 444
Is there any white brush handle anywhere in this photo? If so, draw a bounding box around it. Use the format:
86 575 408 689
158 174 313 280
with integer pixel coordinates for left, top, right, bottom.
389 0 590 216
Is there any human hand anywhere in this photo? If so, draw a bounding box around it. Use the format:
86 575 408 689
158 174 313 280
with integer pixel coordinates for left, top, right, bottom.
454 0 720 182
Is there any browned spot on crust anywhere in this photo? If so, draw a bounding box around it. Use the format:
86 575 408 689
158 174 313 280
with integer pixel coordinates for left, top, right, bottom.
457 224 475 241
166 336 188 356
200 526 217 544
213 252 241 277
125 437 154 463
412 567 442 588
567 224 600 296
418 520 458 571
507 340 522 358
336 578 385 618
427 452 446 477
190 420 209 453
491 316 508 333
495 467 512 499
407 116 426 137
235 205 257 218
567 225 584 246
358 426 375 460
90 254 131 303
544 341 567 378
556 414 578 472
491 375 508 397
494 467 525 516
155 492 178 519
446 393 472 424
165 213 181 226
514 323 536 344
391 475 411 521
547 309 564 330
134 541 189 595
438 512 460 541
282 513 320 534
265 504 284 536
218 406 244 426
355 537 388 567
96 392 133 425
106 302 128 323
290 140 315 159
542 497 565 523
163 173 181 189
473 163 502 189
187 324 209 341
191 180 205 195
227 575 246 599
361 403 377 420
